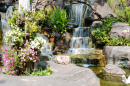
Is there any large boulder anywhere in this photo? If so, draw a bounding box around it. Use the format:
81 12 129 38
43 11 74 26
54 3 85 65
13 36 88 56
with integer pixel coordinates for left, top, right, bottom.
103 46 130 67
93 0 117 19
110 22 130 38
104 64 126 76
0 61 100 86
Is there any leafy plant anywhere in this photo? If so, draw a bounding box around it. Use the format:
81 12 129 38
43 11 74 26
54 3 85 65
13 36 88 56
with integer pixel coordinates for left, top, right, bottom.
20 66 53 76
25 10 45 33
47 6 71 34
31 66 53 76
91 18 124 45
108 0 130 24
107 37 130 46
8 10 46 34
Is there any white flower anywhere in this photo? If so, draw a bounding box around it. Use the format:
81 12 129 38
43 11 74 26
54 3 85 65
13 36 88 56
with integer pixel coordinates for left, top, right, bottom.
30 36 46 49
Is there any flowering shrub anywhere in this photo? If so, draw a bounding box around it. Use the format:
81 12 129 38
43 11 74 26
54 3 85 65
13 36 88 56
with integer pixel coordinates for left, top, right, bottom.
30 36 46 50
4 28 25 46
1 45 38 75
18 45 38 63
1 48 19 75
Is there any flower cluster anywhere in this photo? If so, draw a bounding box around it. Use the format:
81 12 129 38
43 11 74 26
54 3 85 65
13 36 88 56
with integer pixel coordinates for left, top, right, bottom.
1 48 18 75
1 45 38 75
30 36 46 49
4 28 25 46
19 45 38 63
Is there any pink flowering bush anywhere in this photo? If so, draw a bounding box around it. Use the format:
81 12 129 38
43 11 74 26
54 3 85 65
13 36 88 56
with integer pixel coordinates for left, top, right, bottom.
1 48 19 75
1 45 38 75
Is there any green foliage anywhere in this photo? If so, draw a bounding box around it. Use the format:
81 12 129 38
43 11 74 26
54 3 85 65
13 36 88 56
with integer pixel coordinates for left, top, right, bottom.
8 10 46 34
31 66 53 76
30 0 33 3
20 66 53 76
47 6 71 34
91 17 130 46
107 37 130 46
91 18 125 45
108 0 130 24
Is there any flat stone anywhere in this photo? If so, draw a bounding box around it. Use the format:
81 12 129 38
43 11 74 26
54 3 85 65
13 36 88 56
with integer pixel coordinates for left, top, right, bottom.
0 61 100 86
104 64 126 76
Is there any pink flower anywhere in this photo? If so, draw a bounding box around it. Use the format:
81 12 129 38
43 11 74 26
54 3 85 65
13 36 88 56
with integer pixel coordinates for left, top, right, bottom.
12 71 15 74
34 60 36 63
30 58 32 60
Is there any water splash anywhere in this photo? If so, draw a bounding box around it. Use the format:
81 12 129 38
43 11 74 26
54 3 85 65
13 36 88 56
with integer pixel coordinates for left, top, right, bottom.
68 3 86 27
68 27 94 54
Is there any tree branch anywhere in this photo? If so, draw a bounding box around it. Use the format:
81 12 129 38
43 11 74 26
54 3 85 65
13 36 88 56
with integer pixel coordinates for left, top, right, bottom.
76 0 102 20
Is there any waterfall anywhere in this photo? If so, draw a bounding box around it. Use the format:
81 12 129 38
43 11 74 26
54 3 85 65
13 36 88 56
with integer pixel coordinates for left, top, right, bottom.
67 3 94 54
1 6 14 46
68 3 86 27
68 27 93 54
6 6 14 20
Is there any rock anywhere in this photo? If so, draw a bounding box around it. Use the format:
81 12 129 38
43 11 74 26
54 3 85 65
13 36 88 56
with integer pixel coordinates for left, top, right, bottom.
68 22 78 28
94 0 117 19
37 61 49 70
0 61 100 86
91 21 103 27
54 55 70 65
110 22 130 38
33 0 71 12
103 46 130 68
85 6 94 22
104 64 126 76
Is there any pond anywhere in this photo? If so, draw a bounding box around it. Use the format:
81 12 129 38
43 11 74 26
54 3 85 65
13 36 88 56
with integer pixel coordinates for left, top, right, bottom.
89 66 130 86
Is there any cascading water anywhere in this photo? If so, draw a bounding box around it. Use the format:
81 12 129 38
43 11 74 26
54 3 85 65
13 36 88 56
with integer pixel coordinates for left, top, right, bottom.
68 3 86 27
1 6 14 46
68 27 93 54
67 3 94 54
37 33 53 59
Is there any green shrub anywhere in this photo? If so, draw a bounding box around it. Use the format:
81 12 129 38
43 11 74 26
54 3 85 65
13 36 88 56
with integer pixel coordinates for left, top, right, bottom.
91 18 129 46
108 0 130 24
47 6 71 34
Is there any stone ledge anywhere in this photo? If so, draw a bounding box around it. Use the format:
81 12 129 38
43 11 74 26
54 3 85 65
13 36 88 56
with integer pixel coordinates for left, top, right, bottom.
0 61 100 86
